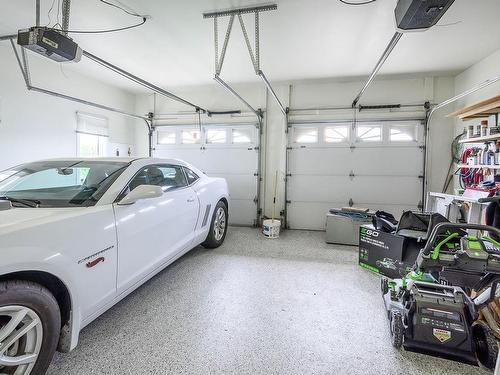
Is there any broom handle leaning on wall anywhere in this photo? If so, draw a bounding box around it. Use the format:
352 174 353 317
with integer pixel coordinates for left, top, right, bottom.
272 170 278 223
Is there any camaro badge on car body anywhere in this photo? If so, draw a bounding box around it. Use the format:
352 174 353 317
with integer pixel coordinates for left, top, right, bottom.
86 257 105 268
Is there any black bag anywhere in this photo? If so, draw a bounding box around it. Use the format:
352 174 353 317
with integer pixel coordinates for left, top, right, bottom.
372 210 398 233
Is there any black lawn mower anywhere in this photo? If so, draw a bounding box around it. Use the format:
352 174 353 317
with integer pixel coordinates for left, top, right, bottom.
381 221 500 369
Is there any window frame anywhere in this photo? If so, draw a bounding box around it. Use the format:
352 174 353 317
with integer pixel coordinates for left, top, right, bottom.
183 167 200 186
157 129 177 145
388 123 419 143
292 126 320 144
355 124 383 143
180 128 202 145
323 125 350 144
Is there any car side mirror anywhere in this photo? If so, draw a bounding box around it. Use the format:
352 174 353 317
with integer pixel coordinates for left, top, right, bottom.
117 185 163 205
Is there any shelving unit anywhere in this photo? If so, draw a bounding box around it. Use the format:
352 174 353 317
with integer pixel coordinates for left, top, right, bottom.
450 95 500 145
457 164 500 169
448 95 500 121
458 134 500 144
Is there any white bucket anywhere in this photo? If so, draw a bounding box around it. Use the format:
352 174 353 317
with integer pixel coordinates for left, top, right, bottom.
263 219 281 239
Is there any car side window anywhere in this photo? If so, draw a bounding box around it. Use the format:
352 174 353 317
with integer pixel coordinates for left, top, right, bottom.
184 167 199 185
121 164 188 200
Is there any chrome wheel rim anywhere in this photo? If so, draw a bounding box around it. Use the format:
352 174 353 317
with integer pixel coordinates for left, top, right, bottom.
213 207 226 241
0 306 43 375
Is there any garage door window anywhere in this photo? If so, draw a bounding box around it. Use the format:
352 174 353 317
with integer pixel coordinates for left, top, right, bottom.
232 128 253 144
158 130 176 145
206 129 227 144
294 127 318 143
390 124 417 142
181 129 201 144
324 126 349 143
356 125 381 142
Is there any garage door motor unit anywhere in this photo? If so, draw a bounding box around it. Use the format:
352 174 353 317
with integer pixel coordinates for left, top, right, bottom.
395 0 456 32
18 27 82 63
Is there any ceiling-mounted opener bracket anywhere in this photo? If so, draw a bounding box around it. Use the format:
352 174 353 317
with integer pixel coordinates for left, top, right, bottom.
204 4 286 117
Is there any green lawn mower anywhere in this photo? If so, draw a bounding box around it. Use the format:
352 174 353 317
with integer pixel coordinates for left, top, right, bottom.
381 222 500 369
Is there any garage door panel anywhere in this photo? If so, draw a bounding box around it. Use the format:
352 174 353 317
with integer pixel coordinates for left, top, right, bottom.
351 148 423 175
199 149 257 174
154 148 207 170
287 201 419 230
288 176 352 202
289 148 352 175
289 147 423 176
287 121 424 230
288 175 421 206
154 125 259 226
228 200 256 226
218 174 256 200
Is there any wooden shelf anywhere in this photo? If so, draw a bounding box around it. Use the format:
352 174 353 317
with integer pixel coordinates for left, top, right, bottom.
448 95 500 121
458 134 500 144
457 164 500 169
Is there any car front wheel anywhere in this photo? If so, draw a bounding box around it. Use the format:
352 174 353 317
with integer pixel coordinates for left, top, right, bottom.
0 280 61 375
202 200 228 249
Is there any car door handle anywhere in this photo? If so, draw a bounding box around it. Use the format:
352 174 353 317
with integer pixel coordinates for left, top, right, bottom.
187 197 196 203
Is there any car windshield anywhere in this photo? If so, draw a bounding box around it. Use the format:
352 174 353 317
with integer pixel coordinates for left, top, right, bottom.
0 160 129 208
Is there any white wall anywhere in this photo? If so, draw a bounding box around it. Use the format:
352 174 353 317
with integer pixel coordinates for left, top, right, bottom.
0 42 137 170
455 48 500 110
135 75 455 221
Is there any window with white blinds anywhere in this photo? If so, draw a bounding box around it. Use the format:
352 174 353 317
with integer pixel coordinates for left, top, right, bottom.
76 112 109 137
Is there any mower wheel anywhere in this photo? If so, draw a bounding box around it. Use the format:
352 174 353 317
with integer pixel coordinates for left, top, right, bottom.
473 321 498 370
390 310 404 349
381 277 389 295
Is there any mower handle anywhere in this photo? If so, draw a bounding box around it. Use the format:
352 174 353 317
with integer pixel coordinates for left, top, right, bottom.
478 196 500 203
422 222 500 256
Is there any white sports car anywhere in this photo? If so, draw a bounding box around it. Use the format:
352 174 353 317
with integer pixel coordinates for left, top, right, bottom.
0 158 229 375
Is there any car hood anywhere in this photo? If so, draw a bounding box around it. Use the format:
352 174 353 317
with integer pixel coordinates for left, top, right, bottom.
0 207 87 236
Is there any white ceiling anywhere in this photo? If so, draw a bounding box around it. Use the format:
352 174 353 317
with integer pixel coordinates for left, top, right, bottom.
1 0 500 92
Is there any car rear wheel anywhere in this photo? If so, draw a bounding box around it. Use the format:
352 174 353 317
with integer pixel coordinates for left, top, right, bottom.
0 281 60 375
202 200 228 249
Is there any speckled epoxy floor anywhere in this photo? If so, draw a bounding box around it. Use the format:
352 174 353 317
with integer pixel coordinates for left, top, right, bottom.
47 227 490 375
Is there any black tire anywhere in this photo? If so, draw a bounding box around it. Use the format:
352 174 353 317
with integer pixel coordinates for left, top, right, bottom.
202 200 228 249
390 310 404 348
473 321 499 370
0 280 61 375
381 277 389 296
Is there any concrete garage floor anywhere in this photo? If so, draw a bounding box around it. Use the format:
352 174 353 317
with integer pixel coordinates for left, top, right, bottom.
47 227 489 375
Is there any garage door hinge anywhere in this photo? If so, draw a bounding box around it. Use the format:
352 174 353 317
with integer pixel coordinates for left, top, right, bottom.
257 208 262 214
418 175 424 179
350 145 356 151
349 170 355 180
300 145 306 149
254 146 259 151
419 145 426 150
286 173 292 177
286 200 291 204
200 146 207 150
286 146 293 150
253 197 258 204
254 172 259 177
348 198 354 207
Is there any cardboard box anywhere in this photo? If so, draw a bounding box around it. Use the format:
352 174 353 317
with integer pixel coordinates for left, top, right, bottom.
358 225 422 279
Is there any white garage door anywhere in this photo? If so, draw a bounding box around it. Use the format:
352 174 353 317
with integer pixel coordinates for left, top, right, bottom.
286 120 425 230
154 123 260 226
